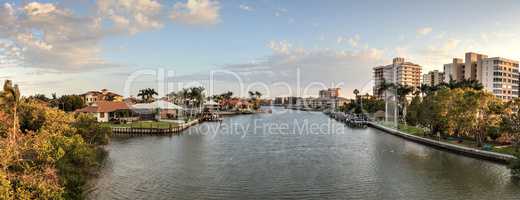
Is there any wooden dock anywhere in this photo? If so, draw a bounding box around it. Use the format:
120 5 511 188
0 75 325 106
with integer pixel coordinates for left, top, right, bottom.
111 119 200 135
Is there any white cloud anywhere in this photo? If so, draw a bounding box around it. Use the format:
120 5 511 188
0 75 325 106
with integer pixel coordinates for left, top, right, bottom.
170 0 220 25
97 0 163 34
399 38 462 69
0 2 131 72
274 8 287 17
239 4 253 11
267 40 293 55
24 2 57 16
417 27 433 36
337 34 360 47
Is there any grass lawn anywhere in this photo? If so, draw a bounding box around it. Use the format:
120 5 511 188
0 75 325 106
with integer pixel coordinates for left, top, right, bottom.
493 146 519 156
377 122 425 136
397 124 425 136
107 121 181 129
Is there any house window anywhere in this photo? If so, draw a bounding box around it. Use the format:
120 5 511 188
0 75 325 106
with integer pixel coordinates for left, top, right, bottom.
100 112 105 118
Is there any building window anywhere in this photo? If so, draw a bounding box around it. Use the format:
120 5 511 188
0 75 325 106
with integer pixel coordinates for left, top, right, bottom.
100 112 105 118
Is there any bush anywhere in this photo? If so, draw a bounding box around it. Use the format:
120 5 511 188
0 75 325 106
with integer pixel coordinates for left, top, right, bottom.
73 113 111 145
0 99 109 200
510 157 520 178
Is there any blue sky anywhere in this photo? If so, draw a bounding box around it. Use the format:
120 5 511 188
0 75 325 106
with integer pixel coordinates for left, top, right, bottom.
1 0 520 97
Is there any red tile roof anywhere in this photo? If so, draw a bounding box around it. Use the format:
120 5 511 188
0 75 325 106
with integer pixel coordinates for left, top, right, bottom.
75 101 130 113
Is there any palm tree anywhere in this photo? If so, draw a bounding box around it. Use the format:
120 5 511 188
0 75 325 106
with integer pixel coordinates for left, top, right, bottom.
248 91 256 99
417 84 431 97
137 89 147 102
395 84 415 124
353 89 359 96
377 79 394 122
223 91 233 100
138 88 158 103
255 91 262 99
167 91 179 104
248 91 263 110
147 88 158 102
353 89 359 100
0 80 21 143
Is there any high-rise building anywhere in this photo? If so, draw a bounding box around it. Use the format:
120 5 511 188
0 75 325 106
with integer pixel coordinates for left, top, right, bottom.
373 57 422 99
442 52 519 100
274 97 287 105
465 52 488 80
443 58 465 82
478 57 519 101
319 88 341 98
422 70 445 87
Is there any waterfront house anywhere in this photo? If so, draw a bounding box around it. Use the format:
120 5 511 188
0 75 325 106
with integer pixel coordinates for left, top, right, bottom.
203 100 220 112
81 89 124 105
219 98 253 111
131 100 183 120
75 101 131 122
296 97 349 110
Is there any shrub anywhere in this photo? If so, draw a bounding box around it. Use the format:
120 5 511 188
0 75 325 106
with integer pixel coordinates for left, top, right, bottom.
510 157 520 178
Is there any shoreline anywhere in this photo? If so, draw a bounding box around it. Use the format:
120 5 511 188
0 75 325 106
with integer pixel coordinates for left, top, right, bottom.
368 122 517 164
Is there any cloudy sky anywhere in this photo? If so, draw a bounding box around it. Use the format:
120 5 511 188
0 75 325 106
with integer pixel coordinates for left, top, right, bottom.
1 0 520 98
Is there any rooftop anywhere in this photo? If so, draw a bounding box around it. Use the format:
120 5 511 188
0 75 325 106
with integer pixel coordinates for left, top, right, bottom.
75 101 130 113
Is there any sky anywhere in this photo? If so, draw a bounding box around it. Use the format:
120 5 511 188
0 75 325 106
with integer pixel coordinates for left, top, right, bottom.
1 0 520 98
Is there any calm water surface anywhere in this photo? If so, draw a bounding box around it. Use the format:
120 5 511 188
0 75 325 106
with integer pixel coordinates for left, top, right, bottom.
87 107 520 199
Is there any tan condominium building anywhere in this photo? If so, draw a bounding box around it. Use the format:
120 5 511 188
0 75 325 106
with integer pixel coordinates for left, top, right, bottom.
319 88 341 98
423 70 445 87
444 53 488 82
442 52 519 100
373 57 422 99
443 58 465 82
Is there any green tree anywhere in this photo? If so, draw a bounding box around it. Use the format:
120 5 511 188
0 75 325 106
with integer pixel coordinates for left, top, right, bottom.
30 93 50 102
361 95 384 113
418 88 451 136
72 113 111 145
190 86 205 108
406 95 421 126
502 98 520 152
58 95 86 112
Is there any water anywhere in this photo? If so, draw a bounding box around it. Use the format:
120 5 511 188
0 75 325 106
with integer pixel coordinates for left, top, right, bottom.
87 107 520 200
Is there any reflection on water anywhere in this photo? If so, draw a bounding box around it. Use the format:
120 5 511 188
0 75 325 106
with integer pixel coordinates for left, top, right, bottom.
87 108 519 200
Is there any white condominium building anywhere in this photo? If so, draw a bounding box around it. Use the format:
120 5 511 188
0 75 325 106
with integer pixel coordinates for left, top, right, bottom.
423 70 445 87
442 52 519 100
373 57 422 99
478 57 519 101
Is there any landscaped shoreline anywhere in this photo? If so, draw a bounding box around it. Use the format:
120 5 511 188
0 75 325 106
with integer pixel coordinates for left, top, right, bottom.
369 122 517 164
321 107 518 164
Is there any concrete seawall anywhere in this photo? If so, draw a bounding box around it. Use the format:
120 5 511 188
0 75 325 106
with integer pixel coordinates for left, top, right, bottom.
369 122 517 164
